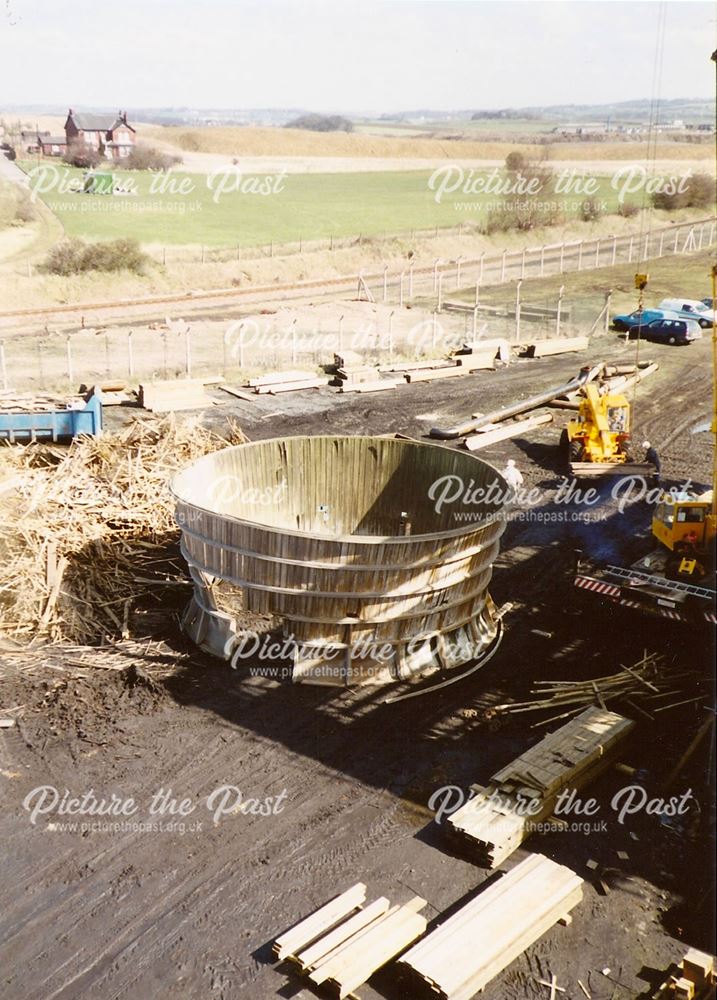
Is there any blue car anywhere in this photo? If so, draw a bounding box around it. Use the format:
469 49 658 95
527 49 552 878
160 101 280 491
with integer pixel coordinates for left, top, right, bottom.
634 318 703 345
611 308 679 332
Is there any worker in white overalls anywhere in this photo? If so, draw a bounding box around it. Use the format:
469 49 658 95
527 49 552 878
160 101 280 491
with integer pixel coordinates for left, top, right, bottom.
501 458 524 500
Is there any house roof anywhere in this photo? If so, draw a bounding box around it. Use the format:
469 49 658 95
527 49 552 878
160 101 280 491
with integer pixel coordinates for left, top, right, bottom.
40 136 67 145
66 112 135 133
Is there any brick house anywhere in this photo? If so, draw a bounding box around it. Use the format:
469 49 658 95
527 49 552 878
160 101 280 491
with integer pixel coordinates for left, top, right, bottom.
38 135 67 157
64 109 136 160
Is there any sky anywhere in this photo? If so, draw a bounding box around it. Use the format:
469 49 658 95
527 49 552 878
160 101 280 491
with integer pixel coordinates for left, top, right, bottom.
0 0 715 112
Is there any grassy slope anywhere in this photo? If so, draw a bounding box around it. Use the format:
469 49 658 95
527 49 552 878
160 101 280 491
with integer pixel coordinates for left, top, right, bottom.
19 161 630 248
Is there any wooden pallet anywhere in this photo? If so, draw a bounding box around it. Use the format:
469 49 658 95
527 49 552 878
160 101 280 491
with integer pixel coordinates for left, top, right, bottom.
397 854 583 999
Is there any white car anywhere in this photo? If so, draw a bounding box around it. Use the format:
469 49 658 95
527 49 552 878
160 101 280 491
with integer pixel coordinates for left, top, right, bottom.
658 298 715 328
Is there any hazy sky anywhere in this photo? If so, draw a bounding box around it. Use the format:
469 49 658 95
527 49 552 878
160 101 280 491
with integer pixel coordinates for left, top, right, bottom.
0 1 714 111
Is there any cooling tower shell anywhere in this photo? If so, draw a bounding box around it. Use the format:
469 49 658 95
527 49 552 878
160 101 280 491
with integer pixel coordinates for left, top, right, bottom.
172 435 507 685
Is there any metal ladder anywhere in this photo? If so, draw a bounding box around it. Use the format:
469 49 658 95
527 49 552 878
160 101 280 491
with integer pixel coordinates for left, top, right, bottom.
606 564 714 600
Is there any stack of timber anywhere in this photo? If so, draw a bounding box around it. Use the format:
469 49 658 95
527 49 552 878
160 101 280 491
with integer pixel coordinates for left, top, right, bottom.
465 411 552 451
522 336 589 358
246 370 328 394
446 707 635 866
397 854 583 999
273 883 427 999
139 380 213 412
458 338 511 363
654 949 716 999
405 356 493 383
333 362 401 393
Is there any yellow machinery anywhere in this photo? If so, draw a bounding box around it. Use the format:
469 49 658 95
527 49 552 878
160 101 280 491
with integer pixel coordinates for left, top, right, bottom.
652 491 716 581
563 383 647 474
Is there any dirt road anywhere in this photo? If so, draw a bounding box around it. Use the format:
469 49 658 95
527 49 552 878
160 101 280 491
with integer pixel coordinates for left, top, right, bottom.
1 340 714 999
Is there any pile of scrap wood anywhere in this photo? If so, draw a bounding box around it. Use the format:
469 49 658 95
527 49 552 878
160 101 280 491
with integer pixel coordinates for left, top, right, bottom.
654 949 716 999
522 335 589 358
139 380 213 412
493 652 701 725
397 854 583 998
445 707 634 867
273 883 427 999
0 415 246 644
246 370 328 394
0 392 86 413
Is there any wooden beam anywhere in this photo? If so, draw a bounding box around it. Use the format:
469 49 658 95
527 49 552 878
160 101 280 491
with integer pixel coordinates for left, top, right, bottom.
465 412 552 451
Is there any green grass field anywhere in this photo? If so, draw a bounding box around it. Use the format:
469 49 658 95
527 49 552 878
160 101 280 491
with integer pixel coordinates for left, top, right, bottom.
20 160 623 249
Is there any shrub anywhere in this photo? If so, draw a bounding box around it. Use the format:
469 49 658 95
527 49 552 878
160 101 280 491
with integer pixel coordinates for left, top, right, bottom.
0 183 35 228
617 202 640 218
125 144 182 170
285 113 353 132
505 151 527 172
43 237 148 276
64 141 102 168
5 146 16 161
580 198 602 222
651 172 715 211
13 189 35 223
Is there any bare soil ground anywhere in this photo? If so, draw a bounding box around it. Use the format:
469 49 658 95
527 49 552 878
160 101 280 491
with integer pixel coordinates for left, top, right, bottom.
0 339 715 999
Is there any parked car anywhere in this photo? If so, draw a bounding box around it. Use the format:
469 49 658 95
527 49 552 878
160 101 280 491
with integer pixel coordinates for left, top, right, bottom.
628 317 703 345
702 297 714 310
658 298 715 328
612 308 679 332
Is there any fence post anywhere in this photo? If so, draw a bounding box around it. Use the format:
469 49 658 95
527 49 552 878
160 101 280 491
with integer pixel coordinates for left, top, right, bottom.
520 249 526 280
501 250 507 283
185 328 192 378
577 241 583 271
604 290 612 333
388 310 394 361
612 236 617 266
698 224 704 251
432 311 438 349
475 278 480 306
515 280 522 343
437 272 443 312
239 323 245 370
479 252 485 286
628 236 633 262
540 245 545 277
643 233 649 259
399 271 405 308
162 246 166 266
0 341 6 391
127 331 134 377
673 230 679 253
556 286 564 337
456 256 463 288
291 319 297 365
408 264 414 299
433 259 440 294
658 232 664 257
559 242 564 273
594 238 600 267
66 335 73 385
472 305 479 338
201 245 205 264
